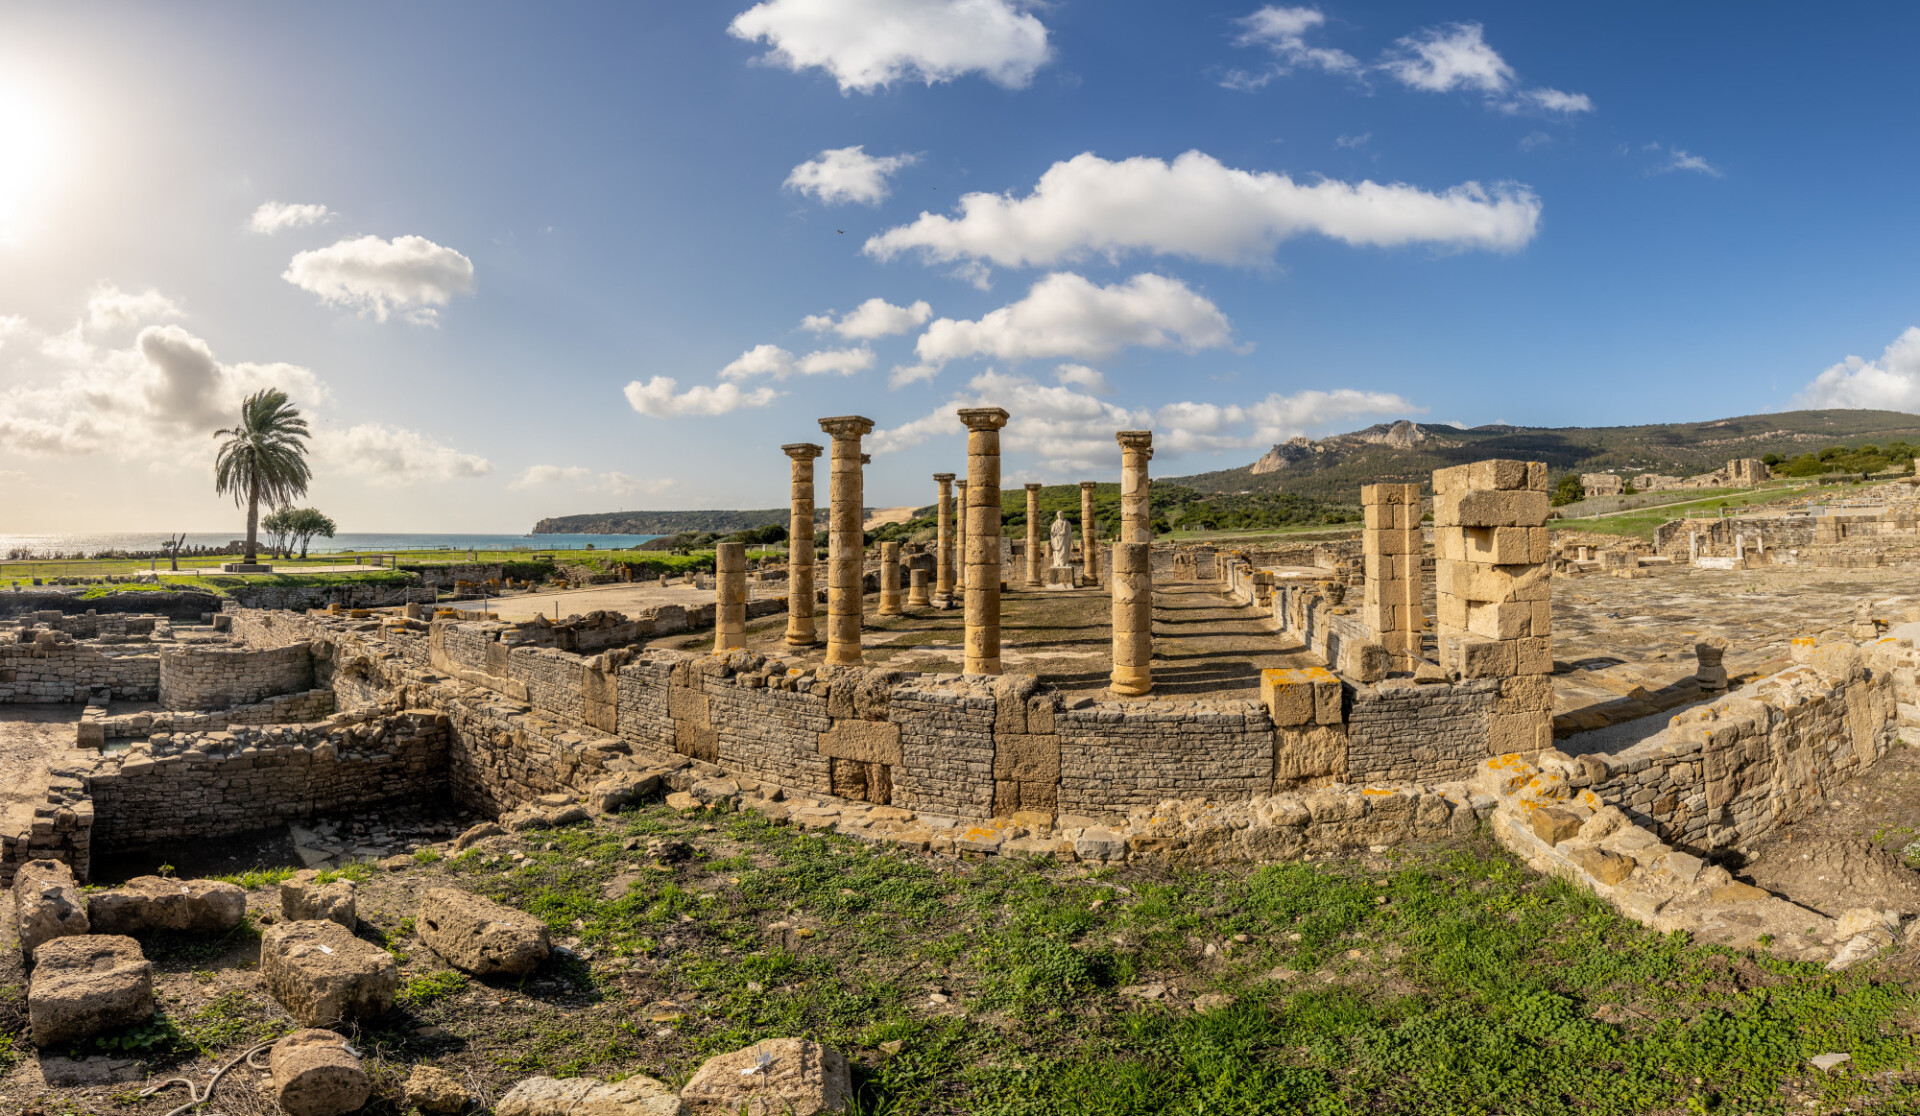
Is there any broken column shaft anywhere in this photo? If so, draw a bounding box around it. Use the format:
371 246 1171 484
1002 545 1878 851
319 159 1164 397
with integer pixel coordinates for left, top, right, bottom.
1079 481 1099 583
818 415 874 666
878 541 902 615
1110 541 1152 696
934 473 956 604
1116 431 1153 544
714 541 746 653
782 443 823 647
959 407 1010 675
1025 483 1044 587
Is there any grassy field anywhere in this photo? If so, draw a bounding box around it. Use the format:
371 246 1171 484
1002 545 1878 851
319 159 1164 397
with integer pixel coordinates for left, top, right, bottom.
1548 483 1834 541
0 546 786 589
14 800 1915 1115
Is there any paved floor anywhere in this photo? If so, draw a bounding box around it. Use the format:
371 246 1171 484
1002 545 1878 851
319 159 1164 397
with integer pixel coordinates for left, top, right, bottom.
458 580 724 622
0 704 80 848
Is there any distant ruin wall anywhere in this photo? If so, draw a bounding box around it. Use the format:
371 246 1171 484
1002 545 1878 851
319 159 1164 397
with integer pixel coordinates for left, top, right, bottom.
0 590 222 620
0 638 159 702
159 643 313 711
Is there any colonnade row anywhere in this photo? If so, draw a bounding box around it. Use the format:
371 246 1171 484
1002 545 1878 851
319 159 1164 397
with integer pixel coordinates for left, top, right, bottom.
710 409 1160 695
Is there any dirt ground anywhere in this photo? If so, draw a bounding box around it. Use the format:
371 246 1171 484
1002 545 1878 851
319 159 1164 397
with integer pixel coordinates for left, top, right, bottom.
1739 744 1920 918
0 706 80 855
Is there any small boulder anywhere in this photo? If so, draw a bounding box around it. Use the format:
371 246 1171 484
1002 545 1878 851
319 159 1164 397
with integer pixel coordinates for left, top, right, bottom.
405 1065 472 1115
679 1038 852 1116
452 822 506 851
270 1029 372 1116
282 870 358 928
417 887 550 976
1569 847 1636 887
28 935 154 1046
13 858 88 958
88 876 246 934
261 920 399 1027
1529 807 1583 847
1835 907 1900 939
496 1074 681 1116
591 772 663 814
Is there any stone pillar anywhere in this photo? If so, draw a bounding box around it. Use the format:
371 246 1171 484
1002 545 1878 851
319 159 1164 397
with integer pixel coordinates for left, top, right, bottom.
959 408 1010 675
1361 483 1424 668
907 567 930 608
782 443 823 647
1735 533 1746 561
1688 533 1698 563
714 541 746 652
1110 541 1152 696
878 541 902 615
1079 481 1099 582
1024 483 1044 587
1116 431 1154 544
1432 459 1552 756
934 473 956 603
818 415 874 666
954 480 968 591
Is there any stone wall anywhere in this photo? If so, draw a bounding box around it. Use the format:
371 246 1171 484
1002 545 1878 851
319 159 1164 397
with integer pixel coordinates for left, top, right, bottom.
223 583 436 610
92 689 338 740
159 643 313 711
0 635 159 702
0 589 222 620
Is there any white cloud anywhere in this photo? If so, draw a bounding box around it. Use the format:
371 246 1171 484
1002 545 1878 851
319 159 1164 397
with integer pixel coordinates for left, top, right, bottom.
510 464 672 499
1053 363 1110 394
249 201 334 234
889 362 942 388
915 272 1234 366
867 370 1419 474
85 285 184 333
717 343 875 380
728 0 1051 93
1506 87 1593 115
803 297 933 338
282 235 476 324
315 423 493 484
1224 6 1361 90
785 147 920 205
623 376 782 418
1793 327 1920 412
1334 132 1371 150
1650 145 1722 177
1381 22 1513 94
866 151 1541 271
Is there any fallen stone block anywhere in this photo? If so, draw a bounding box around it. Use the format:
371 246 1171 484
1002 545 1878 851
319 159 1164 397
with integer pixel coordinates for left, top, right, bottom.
590 772 663 814
679 1037 852 1116
88 876 247 935
418 887 550 976
1569 846 1635 886
452 822 506 851
270 1029 372 1116
1074 828 1128 861
28 935 154 1047
261 920 399 1028
405 1065 472 1115
282 871 358 929
1529 807 1583 847
495 1074 682 1116
14 858 88 958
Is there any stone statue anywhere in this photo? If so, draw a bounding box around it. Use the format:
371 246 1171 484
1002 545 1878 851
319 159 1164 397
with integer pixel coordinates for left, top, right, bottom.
1050 510 1072 568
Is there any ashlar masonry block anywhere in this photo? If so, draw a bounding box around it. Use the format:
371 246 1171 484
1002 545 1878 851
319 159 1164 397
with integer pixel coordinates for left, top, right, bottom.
1261 667 1342 727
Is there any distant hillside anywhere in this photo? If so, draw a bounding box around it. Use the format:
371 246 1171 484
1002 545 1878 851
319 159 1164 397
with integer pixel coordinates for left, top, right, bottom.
1166 410 1920 501
533 509 829 535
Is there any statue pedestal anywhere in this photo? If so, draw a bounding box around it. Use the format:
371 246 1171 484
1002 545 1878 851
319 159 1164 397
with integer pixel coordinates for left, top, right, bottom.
221 562 273 573
1045 565 1080 589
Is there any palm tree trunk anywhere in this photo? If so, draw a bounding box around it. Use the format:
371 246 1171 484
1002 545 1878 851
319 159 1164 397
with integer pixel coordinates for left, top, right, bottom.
245 473 260 564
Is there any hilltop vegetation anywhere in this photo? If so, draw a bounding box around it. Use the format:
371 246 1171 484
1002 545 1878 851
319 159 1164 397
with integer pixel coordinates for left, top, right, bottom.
533 509 826 535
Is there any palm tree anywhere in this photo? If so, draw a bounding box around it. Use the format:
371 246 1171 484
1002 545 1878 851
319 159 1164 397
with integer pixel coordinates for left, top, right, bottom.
214 389 312 565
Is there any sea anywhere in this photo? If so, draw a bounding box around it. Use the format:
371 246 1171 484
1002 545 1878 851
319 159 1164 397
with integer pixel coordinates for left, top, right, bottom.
0 532 663 558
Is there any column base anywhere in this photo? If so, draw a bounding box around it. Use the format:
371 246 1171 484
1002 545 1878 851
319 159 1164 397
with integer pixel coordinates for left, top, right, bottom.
784 635 818 648
1109 667 1153 697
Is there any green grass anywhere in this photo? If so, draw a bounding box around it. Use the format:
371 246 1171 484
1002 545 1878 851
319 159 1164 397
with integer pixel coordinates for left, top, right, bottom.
1551 483 1833 541
424 807 1920 1115
211 865 298 889
399 969 471 1008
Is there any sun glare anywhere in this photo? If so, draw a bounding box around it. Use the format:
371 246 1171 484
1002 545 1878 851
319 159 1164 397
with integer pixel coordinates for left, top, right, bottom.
0 81 63 244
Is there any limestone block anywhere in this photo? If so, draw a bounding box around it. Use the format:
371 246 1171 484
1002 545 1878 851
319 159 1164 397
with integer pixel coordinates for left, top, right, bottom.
1261 667 1339 727
590 771 663 813
281 871 357 929
1467 601 1533 641
496 1074 682 1116
1346 641 1389 684
1274 724 1348 782
817 719 903 766
1432 464 1470 495
14 858 87 958
1513 636 1553 676
1449 639 1515 679
1489 710 1551 754
269 1029 372 1116
88 876 246 935
1570 846 1636 885
28 935 154 1046
1075 828 1129 861
1469 459 1531 492
1448 490 1549 528
418 887 551 976
261 920 399 1028
994 732 1061 783
1530 807 1583 846
405 1066 472 1115
1464 526 1532 566
679 1037 852 1116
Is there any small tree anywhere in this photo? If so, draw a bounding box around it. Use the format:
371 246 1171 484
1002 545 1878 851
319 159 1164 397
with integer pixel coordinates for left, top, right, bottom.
286 508 337 559
261 507 296 559
213 389 312 564
1550 473 1584 507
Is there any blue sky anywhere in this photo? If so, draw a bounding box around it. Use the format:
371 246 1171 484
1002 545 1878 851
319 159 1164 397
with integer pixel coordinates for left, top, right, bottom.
3 1 1919 532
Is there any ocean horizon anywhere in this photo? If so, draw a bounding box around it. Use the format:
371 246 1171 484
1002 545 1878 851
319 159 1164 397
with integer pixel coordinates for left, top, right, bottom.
0 531 664 558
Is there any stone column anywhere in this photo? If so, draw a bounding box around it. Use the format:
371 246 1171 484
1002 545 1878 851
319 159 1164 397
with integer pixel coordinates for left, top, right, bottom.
1110 541 1152 696
1361 483 1424 669
1116 431 1154 544
907 567 930 608
1079 481 1099 582
1432 459 1552 755
1024 483 1044 587
878 541 903 615
934 473 956 604
714 541 747 653
818 415 874 666
954 480 968 591
782 443 823 647
959 407 1010 675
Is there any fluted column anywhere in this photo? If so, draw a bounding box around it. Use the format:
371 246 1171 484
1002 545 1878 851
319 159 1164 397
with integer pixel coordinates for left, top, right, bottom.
878 540 902 615
959 407 1009 675
1110 541 1152 696
782 443 823 647
818 415 874 665
1079 481 1099 582
934 473 956 604
714 541 747 653
1117 431 1154 544
1024 483 1044 587
954 479 968 591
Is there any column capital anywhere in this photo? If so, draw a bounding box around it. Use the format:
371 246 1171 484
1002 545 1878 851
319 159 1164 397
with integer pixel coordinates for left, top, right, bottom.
1116 430 1154 456
933 472 956 484
1079 480 1098 491
1024 482 1043 493
781 442 824 460
957 406 1010 432
818 415 875 439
